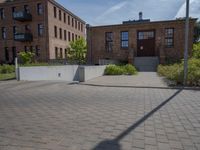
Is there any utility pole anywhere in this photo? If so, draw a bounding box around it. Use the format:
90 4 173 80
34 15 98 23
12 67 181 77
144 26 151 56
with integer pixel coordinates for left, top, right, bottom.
183 0 190 86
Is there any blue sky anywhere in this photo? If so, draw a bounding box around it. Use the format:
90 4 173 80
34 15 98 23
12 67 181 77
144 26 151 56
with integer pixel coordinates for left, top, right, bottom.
57 0 200 25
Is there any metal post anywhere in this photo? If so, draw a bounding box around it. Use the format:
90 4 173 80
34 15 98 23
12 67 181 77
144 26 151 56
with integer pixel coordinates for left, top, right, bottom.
183 0 190 86
15 57 19 81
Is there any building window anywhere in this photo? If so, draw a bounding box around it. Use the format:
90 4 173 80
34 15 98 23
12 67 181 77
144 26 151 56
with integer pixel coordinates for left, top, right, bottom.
24 46 27 52
165 28 174 48
59 10 61 21
0 8 5 19
12 7 16 16
54 6 57 18
24 5 30 13
75 20 77 29
72 33 74 41
59 28 62 39
68 31 71 41
35 45 40 56
64 30 67 40
105 32 113 52
78 22 80 30
25 24 31 32
68 15 70 25
1 27 6 39
72 18 74 27
37 3 43 15
54 26 57 38
121 31 129 48
38 24 44 36
55 47 58 59
5 47 9 61
138 31 154 40
60 48 63 59
75 34 77 40
13 26 17 38
12 47 16 62
64 13 66 23
81 23 83 32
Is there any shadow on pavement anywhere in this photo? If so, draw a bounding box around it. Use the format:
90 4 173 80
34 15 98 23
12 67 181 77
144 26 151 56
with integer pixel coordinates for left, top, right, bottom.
92 89 183 150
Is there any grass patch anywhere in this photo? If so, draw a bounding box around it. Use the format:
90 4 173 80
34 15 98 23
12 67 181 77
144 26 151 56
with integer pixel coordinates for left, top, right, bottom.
0 73 16 81
105 64 137 75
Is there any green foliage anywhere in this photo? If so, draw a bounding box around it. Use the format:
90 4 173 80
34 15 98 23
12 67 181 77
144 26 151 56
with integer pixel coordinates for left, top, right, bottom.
19 52 35 64
0 65 15 74
105 64 137 75
67 37 87 64
0 73 15 81
158 58 200 86
192 42 200 59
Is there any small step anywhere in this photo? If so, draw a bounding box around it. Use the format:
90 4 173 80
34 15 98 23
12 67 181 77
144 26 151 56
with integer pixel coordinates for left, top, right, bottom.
134 57 159 72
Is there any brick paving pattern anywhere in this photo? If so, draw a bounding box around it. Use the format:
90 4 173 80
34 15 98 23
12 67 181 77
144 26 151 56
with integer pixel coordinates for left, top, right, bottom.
0 80 200 150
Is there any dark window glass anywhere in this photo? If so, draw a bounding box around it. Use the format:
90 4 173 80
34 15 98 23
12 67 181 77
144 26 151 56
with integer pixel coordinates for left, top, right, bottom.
35 45 40 56
5 47 9 61
64 13 66 23
64 30 67 40
72 18 74 27
1 27 6 39
13 26 17 38
25 24 31 32
81 23 83 32
72 33 74 41
78 22 80 30
54 7 57 18
24 5 30 13
165 28 174 48
59 28 62 39
68 31 71 41
0 8 5 19
75 20 77 29
12 7 16 13
105 32 113 52
38 24 44 36
37 3 43 15
54 26 57 38
68 15 70 25
121 31 129 48
59 10 61 21
75 34 77 40
60 48 63 59
24 46 27 52
55 47 58 59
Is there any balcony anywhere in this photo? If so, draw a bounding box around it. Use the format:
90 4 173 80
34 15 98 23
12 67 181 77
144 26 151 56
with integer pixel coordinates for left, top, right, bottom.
13 11 32 21
14 33 33 42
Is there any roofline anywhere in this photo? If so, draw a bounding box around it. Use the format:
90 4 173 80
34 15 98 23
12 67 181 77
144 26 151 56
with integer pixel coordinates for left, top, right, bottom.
88 18 198 28
48 0 86 24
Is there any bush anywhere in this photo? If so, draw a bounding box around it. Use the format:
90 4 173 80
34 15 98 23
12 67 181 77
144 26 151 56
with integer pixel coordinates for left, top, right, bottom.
0 65 15 74
192 42 200 59
19 52 35 64
105 64 137 75
158 58 200 86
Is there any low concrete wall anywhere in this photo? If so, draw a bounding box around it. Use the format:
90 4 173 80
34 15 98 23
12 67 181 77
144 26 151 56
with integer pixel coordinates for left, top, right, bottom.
19 65 79 81
19 65 106 82
79 65 106 82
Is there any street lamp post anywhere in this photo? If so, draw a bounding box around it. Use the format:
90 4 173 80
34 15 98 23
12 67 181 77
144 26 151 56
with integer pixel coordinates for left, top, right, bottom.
183 0 190 86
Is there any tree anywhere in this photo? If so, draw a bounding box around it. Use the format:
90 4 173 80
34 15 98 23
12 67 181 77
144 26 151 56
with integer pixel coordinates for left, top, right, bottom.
194 21 200 43
67 37 87 64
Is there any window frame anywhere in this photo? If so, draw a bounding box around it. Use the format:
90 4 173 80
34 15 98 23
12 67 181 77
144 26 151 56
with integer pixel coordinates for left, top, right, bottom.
38 24 44 37
37 3 43 15
165 28 174 48
121 31 129 49
59 28 62 39
105 32 113 52
5 47 9 61
1 27 6 39
0 8 5 19
54 6 57 18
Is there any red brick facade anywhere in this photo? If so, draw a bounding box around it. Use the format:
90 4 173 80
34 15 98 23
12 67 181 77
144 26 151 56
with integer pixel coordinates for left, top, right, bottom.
87 19 196 64
0 0 85 64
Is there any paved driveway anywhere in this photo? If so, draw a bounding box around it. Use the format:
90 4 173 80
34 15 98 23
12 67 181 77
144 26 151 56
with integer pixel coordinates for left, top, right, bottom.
0 80 200 150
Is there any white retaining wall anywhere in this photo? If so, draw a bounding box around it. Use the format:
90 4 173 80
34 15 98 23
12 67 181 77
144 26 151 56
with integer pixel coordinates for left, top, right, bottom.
19 65 106 82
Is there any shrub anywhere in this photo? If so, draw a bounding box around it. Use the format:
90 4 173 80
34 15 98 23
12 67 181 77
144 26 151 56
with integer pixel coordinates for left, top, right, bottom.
192 42 200 59
158 58 200 86
105 64 137 75
19 52 35 64
0 65 15 74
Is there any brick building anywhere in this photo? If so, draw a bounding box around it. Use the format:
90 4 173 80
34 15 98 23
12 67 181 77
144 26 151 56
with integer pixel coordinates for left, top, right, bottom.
0 0 85 64
87 13 196 65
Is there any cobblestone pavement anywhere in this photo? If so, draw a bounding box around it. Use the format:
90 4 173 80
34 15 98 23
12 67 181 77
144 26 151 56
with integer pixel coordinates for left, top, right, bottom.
83 72 168 88
0 81 200 150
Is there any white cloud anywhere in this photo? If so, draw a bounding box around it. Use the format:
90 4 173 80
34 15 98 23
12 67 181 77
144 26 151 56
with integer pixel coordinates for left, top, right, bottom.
175 0 200 19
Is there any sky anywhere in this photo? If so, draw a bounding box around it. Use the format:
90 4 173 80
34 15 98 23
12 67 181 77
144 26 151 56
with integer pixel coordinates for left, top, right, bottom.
57 0 200 26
